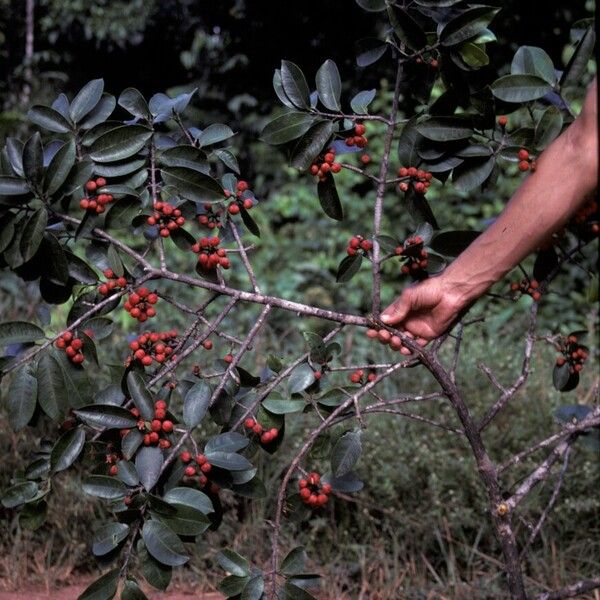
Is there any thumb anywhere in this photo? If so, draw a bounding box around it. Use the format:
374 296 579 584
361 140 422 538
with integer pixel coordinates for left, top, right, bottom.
381 290 413 325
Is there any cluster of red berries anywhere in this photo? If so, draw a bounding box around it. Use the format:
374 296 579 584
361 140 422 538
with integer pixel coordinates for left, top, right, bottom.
345 123 371 166
225 180 255 215
147 201 186 238
79 178 114 214
349 369 377 384
130 400 174 448
556 335 589 375
395 236 428 276
509 278 542 302
416 56 438 68
572 199 599 234
55 331 84 364
123 287 159 322
126 330 178 367
244 417 279 445
298 472 331 508
180 451 219 493
106 450 122 477
398 167 433 195
98 268 127 296
198 203 223 230
192 236 230 271
366 327 408 353
346 235 373 256
516 148 536 172
309 147 343 181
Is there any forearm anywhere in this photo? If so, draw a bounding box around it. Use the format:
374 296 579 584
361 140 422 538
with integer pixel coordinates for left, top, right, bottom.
444 89 598 304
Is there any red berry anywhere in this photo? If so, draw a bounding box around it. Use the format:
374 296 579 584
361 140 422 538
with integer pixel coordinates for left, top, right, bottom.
149 432 159 444
95 177 107 187
202 340 213 350
360 154 371 165
300 488 311 500
299 479 308 489
162 420 174 433
200 462 212 473
518 149 529 160
181 451 192 463
184 466 196 477
354 123 366 136
71 353 84 364
155 400 167 410
322 483 332 495
228 203 240 215
518 160 530 172
252 423 263 435
109 465 118 476
85 180 97 192
224 353 234 363
244 418 256 429
498 115 508 127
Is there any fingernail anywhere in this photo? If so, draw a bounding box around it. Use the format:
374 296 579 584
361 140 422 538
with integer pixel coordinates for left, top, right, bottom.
381 314 391 323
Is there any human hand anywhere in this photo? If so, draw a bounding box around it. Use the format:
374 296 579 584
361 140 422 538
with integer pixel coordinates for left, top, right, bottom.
379 275 468 350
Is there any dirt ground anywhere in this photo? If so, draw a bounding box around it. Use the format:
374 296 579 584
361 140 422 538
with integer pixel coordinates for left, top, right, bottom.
0 581 224 600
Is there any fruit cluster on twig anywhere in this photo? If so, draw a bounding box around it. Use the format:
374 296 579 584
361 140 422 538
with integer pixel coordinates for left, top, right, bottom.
79 177 114 214
299 471 331 508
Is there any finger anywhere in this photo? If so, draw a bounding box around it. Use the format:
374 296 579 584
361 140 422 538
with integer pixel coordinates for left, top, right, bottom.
416 337 428 347
381 291 412 325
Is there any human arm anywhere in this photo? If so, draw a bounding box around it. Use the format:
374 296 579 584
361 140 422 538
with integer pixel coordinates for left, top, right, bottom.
380 78 598 344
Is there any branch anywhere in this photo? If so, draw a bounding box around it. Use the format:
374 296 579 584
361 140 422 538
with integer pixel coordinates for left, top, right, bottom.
535 577 600 600
229 220 260 292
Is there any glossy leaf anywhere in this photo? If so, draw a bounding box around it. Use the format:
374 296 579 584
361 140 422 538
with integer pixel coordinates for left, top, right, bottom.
560 27 595 89
122 429 144 460
281 546 307 576
350 89 376 114
317 172 343 221
80 94 116 130
0 177 30 195
242 576 265 600
552 363 579 392
74 404 138 429
204 451 253 471
355 38 388 68
240 206 261 237
92 522 130 556
1 482 38 508
355 0 387 11
280 61 311 110
89 125 153 163
51 427 85 473
205 431 249 454
20 208 47 262
161 166 223 202
216 548 250 577
142 520 189 567
163 487 214 514
198 123 235 147
77 568 119 600
535 106 563 150
6 366 37 431
135 445 164 491
118 88 151 120
331 430 362 477
126 371 155 420
261 112 317 145
430 230 480 257
183 380 211 428
289 362 316 394
37 353 68 421
0 321 44 346
23 132 44 186
262 398 304 414
316 59 342 111
388 6 427 51
137 540 172 590
70 79 104 123
490 75 552 102
45 139 77 195
121 580 149 600
336 253 363 283
452 156 495 192
511 46 556 84
82 475 126 499
291 121 335 171
416 117 474 141
457 42 489 68
440 7 500 47
28 105 72 133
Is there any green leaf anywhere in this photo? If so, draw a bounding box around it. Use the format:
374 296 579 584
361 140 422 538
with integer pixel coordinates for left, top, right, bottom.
28 105 72 133
142 520 189 567
51 427 85 473
430 230 480 257
153 503 210 536
137 540 172 591
289 363 316 394
135 445 164 491
397 116 424 167
350 89 376 114
205 431 249 454
452 156 495 192
77 568 119 600
552 363 579 392
0 321 44 345
457 42 489 68
261 112 317 145
326 470 364 493
92 523 130 556
82 475 126 499
0 176 30 195
74 404 138 429
116 460 139 486
331 430 362 477
490 74 552 103
94 158 147 178
23 132 44 186
440 7 500 47
126 371 155 420
355 38 388 68
561 27 595 89
45 139 77 195
122 429 144 460
387 6 427 51
317 172 343 221
65 251 99 284
80 94 116 130
316 59 342 111
273 69 296 109
291 121 335 171
163 487 214 514
1 481 38 508
105 197 141 230
118 88 151 120
280 61 311 110
70 79 104 123
416 117 474 141
281 546 307 576
336 254 363 283
511 46 556 85
19 499 48 530
89 125 153 163
0 213 17 252
216 548 250 577
121 580 149 600
161 166 223 202
198 124 235 148
20 207 47 262
204 451 253 471
6 366 37 431
240 206 261 237
355 0 386 11
183 380 211 428
219 575 251 597
283 582 317 600
242 576 265 600
37 353 68 421
535 106 563 150
262 398 304 414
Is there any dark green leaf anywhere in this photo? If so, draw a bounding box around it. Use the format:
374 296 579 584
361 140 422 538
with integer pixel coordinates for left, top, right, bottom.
440 7 500 46
45 139 77 195
273 69 296 109
242 576 265 600
240 206 261 237
326 470 364 492
122 429 144 460
1 481 38 508
212 148 240 174
118 88 151 120
136 445 164 491
261 112 317 145
70 79 104 123
82 475 126 499
533 247 559 282
80 94 116 130
92 523 130 556
0 176 30 195
283 582 317 600
37 353 68 421
316 59 342 111
0 213 17 252
154 503 210 536
77 568 119 600
89 125 153 163
350 89 376 114
457 42 489 68
105 198 141 230
355 0 386 11
535 106 563 150
20 208 47 262
452 156 495 192
216 549 250 577
74 404 138 429
27 105 72 133
219 575 250 597
281 546 307 576
127 371 156 420
19 500 48 530
23 132 44 186
142 520 189 567
291 121 335 171
183 380 211 428
121 580 149 600
137 540 172 591
51 427 85 473
416 117 474 141
561 27 595 89
6 366 37 431
430 230 480 257
205 431 249 454
280 61 311 110
491 75 552 103
161 166 223 202
331 430 362 477
0 321 44 345
65 251 99 284
289 363 316 394
116 460 139 486
355 38 388 68
387 6 427 51
198 124 235 148
336 253 363 283
317 172 343 221
511 46 556 85
397 116 424 167
163 487 214 514
204 451 253 471
262 398 304 414
552 363 579 392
